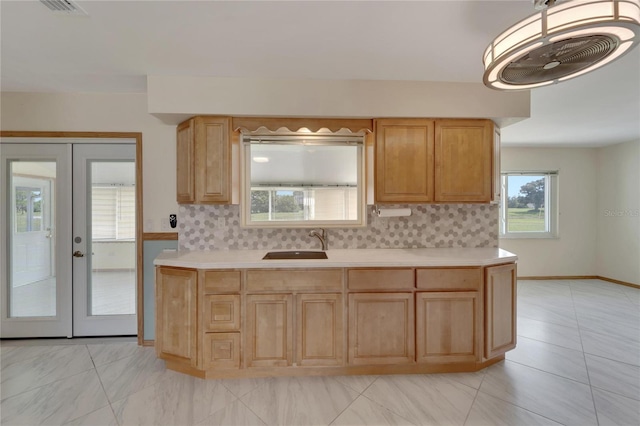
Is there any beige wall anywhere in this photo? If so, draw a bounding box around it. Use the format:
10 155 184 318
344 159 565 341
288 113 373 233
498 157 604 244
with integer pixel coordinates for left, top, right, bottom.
596 140 640 285
1 92 177 232
500 147 598 277
147 76 530 127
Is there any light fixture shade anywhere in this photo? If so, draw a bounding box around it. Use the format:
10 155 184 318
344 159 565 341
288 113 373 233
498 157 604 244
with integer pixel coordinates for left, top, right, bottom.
483 0 640 90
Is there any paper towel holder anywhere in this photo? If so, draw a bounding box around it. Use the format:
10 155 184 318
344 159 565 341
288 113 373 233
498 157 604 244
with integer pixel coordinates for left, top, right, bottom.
373 205 412 217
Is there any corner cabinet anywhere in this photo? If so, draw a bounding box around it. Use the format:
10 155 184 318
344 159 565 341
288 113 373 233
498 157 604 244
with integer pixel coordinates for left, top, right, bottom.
374 118 495 204
155 267 197 368
176 116 232 204
484 263 517 358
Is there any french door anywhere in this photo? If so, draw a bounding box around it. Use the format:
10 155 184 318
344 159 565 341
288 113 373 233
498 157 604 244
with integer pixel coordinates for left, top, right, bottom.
1 142 137 338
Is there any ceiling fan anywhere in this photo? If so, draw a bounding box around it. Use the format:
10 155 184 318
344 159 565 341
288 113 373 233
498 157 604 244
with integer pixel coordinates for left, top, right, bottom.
483 0 640 90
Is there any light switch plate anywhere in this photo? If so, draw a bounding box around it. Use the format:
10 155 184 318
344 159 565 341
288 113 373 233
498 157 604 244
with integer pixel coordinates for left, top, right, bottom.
217 217 226 228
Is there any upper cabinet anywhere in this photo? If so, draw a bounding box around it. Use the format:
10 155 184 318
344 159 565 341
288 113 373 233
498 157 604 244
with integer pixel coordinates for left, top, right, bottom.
434 119 493 203
375 119 435 203
176 116 232 204
375 118 495 204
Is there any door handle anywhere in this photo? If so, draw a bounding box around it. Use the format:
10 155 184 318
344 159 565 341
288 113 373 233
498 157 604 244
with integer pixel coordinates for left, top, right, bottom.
45 228 53 239
73 251 84 258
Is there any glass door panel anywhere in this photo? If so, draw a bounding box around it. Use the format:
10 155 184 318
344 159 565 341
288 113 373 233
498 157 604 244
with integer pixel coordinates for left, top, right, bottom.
72 144 137 336
10 169 56 317
89 162 136 316
1 144 72 338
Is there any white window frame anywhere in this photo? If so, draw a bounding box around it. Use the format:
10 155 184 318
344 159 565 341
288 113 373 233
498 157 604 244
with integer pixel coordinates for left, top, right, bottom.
500 171 559 239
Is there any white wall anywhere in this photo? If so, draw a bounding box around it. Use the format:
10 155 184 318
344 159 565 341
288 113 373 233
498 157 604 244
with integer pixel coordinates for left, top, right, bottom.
0 92 177 232
596 140 640 285
500 148 598 277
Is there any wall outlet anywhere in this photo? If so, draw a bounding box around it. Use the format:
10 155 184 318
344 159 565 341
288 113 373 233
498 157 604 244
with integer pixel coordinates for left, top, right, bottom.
160 218 171 231
217 217 226 228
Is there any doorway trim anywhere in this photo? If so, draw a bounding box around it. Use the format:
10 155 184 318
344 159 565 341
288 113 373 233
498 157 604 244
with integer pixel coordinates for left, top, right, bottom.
0 131 144 344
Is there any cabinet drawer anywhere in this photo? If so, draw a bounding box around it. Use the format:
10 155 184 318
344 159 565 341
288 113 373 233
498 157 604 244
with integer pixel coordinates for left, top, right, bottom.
203 294 240 331
416 268 481 291
202 270 241 294
202 332 240 369
246 269 342 292
348 269 414 291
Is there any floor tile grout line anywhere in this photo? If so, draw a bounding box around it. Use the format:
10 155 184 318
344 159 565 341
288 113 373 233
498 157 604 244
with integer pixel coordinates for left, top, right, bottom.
472 387 571 426
461 385 480 426
515 333 584 352
83 344 123 426
590 383 640 403
357 392 420 426
567 282 601 426
234 396 268 426
325 376 384 426
501 358 591 387
0 357 97 402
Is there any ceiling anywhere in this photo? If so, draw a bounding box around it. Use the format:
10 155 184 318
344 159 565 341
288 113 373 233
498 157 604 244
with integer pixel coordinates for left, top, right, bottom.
1 0 638 147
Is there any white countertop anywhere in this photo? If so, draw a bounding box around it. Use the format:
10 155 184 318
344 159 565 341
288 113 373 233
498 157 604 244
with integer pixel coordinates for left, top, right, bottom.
154 248 517 269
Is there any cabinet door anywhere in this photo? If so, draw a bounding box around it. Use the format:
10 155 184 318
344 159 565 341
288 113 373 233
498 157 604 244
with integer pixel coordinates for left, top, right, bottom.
434 119 493 202
485 263 517 359
176 119 195 203
375 119 434 203
348 292 414 365
194 116 231 203
416 291 480 363
296 293 343 366
246 294 293 367
155 267 197 366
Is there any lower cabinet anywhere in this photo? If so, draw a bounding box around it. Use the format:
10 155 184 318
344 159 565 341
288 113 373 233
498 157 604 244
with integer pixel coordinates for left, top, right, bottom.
245 293 344 368
246 294 293 367
416 291 480 363
348 292 414 365
485 263 517 358
156 263 516 378
296 293 343 366
155 267 197 367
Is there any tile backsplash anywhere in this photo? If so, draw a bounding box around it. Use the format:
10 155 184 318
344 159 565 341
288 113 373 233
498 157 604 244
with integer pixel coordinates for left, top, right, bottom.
178 204 498 251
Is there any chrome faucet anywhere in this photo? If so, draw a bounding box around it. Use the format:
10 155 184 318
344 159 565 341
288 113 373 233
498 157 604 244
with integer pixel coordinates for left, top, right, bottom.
309 229 327 251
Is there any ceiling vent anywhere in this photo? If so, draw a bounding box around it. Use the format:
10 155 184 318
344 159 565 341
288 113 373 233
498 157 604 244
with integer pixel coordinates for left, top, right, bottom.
40 0 88 15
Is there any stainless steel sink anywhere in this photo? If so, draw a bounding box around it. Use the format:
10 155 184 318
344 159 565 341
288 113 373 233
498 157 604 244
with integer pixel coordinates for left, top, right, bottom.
263 251 328 260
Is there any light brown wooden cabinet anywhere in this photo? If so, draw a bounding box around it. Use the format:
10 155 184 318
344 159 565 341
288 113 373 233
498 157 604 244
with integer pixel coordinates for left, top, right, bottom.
416 291 480 363
375 119 435 203
296 293 343 366
374 118 495 203
348 292 414 365
484 263 517 359
246 294 293 367
156 262 516 378
176 116 231 204
155 267 197 367
435 119 493 202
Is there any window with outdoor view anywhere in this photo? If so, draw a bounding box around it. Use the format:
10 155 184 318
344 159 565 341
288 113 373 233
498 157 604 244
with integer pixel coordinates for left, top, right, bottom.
500 172 558 238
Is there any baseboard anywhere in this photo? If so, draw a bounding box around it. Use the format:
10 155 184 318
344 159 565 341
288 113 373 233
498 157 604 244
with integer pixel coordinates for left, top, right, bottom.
597 276 640 289
142 340 155 347
519 275 598 280
518 275 639 289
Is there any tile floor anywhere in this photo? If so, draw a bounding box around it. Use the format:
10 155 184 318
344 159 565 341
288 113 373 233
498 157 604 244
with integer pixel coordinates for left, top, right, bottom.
1 279 639 426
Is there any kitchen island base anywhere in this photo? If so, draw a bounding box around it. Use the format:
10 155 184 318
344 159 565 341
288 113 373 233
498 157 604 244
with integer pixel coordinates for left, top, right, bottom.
154 249 517 380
